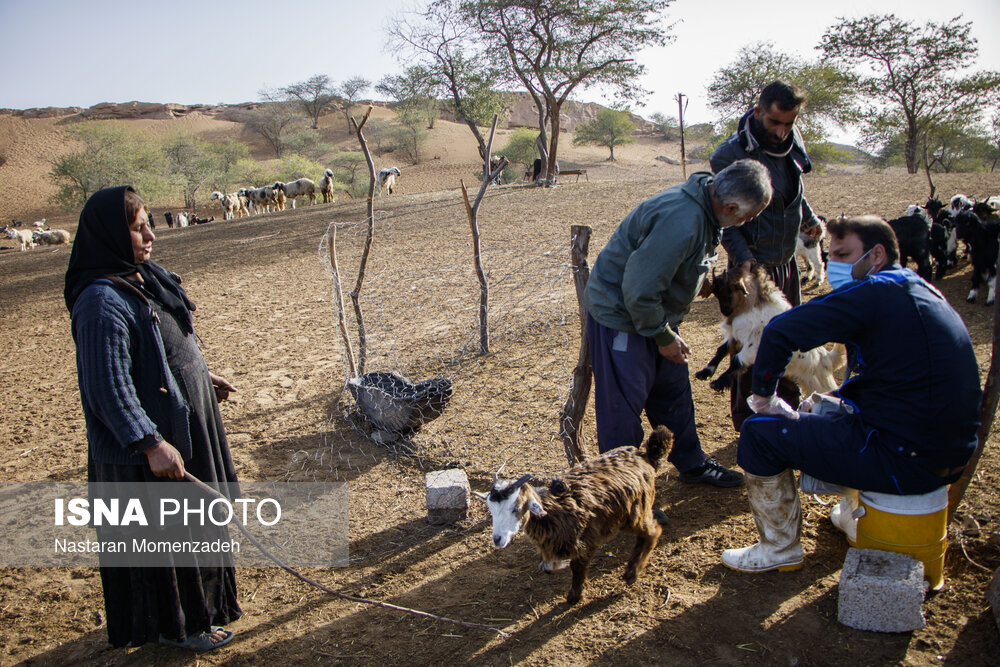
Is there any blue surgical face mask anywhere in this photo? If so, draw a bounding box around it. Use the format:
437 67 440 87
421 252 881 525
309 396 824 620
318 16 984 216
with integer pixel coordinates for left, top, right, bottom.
827 249 871 290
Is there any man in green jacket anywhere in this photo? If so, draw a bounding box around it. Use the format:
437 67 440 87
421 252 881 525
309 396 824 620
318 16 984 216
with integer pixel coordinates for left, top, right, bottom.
584 159 772 487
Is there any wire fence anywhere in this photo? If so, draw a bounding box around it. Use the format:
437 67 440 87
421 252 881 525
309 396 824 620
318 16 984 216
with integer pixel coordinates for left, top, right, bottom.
314 190 587 485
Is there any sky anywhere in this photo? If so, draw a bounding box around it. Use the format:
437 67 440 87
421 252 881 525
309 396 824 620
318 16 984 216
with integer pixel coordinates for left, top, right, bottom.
1 0 998 144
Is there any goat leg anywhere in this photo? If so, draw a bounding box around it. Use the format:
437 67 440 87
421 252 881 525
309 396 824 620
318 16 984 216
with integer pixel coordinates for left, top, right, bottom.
623 519 663 585
566 554 593 605
695 340 730 381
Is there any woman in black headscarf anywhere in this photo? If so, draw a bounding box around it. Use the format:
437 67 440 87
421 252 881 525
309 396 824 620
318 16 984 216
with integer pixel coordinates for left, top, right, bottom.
66 186 240 651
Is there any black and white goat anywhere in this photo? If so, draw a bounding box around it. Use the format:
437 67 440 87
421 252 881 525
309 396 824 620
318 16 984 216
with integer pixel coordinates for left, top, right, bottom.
696 265 844 395
886 209 934 282
955 202 1000 305
477 427 669 605
794 215 827 287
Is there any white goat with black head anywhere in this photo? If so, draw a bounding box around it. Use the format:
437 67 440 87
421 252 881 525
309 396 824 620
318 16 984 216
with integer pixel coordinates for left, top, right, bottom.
377 167 401 195
476 427 669 605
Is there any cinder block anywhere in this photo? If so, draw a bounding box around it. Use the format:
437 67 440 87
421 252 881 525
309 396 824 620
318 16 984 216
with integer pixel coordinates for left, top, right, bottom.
838 548 926 633
425 469 470 524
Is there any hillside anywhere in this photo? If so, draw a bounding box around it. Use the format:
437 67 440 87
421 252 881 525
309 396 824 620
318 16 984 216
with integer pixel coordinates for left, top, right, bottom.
0 100 678 226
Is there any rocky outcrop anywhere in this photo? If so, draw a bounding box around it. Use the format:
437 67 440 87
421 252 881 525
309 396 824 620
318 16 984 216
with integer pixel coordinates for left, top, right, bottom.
0 106 82 118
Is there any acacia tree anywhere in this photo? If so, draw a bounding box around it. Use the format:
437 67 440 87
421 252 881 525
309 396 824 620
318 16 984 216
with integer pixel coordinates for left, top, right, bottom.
460 0 673 185
387 0 510 160
282 74 337 129
241 101 302 158
819 14 1000 174
707 41 858 138
376 66 441 129
573 108 635 160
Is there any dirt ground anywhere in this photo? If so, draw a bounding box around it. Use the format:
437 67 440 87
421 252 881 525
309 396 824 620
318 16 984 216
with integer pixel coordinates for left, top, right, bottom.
2 112 1000 666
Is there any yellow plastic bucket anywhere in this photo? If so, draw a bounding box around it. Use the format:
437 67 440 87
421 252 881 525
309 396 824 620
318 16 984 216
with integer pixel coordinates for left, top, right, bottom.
856 487 948 591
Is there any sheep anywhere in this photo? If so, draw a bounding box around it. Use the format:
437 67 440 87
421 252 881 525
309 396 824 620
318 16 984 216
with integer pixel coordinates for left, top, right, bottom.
242 186 277 215
886 211 933 282
955 203 1000 305
4 226 36 251
273 178 316 208
31 218 47 229
794 215 827 287
318 169 336 203
377 167 401 195
476 427 669 605
695 265 845 395
32 229 70 245
210 191 243 220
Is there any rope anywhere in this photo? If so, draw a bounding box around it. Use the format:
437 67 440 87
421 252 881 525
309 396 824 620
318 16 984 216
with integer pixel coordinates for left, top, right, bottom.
183 472 507 637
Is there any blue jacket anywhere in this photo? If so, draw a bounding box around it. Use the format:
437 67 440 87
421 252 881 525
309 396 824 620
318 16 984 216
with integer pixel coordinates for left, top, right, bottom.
72 278 192 466
752 267 981 470
710 110 820 267
583 172 721 346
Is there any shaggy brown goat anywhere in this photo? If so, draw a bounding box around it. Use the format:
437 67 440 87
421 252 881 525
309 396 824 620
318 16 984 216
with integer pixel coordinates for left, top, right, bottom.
477 427 669 605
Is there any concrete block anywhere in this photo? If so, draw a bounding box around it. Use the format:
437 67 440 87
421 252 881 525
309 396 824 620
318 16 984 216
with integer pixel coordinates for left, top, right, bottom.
425 469 469 524
838 548 926 633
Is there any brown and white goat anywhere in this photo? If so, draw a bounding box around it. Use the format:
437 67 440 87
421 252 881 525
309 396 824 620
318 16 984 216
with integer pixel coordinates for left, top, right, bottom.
696 265 844 395
476 427 669 605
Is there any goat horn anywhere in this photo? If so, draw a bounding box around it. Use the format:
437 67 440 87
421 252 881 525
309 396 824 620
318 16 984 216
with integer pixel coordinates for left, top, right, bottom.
513 474 533 489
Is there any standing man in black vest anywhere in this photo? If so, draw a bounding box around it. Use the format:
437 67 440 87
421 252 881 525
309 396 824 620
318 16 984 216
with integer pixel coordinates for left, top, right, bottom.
710 80 824 431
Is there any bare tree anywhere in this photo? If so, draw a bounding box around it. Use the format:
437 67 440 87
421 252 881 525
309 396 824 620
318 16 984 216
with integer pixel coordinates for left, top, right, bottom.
387 1 510 160
282 74 337 129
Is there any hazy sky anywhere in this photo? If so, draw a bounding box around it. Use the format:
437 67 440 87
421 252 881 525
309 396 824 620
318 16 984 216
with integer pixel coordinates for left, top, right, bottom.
1 0 998 138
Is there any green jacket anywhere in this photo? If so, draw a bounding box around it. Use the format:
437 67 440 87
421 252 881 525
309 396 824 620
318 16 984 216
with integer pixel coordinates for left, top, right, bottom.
584 172 721 346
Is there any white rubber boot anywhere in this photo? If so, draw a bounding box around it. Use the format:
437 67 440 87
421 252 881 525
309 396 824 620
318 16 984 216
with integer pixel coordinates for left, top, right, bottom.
722 470 804 573
830 489 859 546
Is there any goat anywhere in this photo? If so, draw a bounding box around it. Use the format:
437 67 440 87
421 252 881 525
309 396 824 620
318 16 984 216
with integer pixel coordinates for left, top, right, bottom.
31 218 47 229
4 225 36 251
476 427 669 605
175 212 189 228
32 229 70 245
377 167 401 195
950 194 974 217
794 215 827 287
886 212 933 282
696 265 845 395
955 203 1000 305
318 169 336 203
273 178 316 208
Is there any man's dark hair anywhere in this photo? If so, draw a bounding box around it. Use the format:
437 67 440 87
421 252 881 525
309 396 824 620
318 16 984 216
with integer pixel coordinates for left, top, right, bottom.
826 215 900 264
758 80 806 112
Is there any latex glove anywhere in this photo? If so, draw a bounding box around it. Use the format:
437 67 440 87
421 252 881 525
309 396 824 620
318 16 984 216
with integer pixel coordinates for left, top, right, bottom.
747 393 800 421
797 393 819 413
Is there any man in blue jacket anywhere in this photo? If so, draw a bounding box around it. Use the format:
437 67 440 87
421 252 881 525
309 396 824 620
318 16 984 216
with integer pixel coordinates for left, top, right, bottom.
584 159 772 487
711 80 824 431
722 215 981 573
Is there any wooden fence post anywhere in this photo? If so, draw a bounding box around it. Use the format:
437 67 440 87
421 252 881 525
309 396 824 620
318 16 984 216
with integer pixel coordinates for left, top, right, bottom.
559 225 593 465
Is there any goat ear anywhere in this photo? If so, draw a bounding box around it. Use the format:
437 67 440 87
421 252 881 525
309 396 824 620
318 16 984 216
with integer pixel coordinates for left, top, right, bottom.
528 500 546 517
474 490 490 502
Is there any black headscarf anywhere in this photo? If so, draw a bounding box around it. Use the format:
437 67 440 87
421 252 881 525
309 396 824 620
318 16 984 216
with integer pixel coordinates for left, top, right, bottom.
64 186 196 333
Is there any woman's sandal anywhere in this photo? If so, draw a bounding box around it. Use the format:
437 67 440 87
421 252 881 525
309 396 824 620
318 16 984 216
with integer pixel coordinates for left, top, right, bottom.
159 626 234 651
